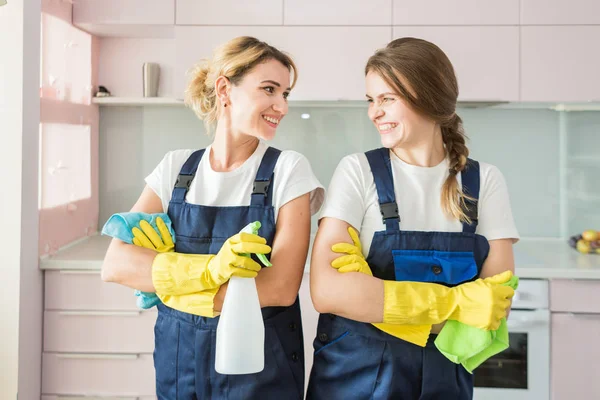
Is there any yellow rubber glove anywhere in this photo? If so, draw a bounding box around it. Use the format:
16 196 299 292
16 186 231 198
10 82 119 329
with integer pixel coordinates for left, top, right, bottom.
152 232 271 296
331 227 373 276
129 217 174 309
157 288 220 318
331 227 432 347
132 218 174 253
383 270 515 331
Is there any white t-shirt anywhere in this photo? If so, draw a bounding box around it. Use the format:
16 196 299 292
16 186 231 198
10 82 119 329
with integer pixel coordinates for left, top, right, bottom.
146 141 325 222
319 150 519 256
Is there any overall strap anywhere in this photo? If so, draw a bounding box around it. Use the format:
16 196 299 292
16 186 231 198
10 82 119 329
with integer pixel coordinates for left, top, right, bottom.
170 149 206 204
365 148 400 232
250 147 281 207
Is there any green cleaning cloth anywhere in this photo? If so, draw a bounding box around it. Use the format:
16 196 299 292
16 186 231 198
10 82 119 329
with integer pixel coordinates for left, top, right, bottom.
434 275 519 373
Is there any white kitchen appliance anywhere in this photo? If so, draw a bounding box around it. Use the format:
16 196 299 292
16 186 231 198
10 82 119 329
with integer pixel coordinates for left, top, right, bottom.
474 279 550 400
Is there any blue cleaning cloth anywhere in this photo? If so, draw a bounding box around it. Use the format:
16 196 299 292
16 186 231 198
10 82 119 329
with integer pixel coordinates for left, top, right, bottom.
101 212 176 309
435 275 519 373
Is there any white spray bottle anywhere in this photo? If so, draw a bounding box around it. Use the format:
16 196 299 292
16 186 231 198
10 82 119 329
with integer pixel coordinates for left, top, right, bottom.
215 221 272 374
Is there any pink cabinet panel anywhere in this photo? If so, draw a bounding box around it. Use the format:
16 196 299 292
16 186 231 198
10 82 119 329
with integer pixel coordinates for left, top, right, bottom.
73 0 174 25
44 310 157 353
177 0 283 25
175 26 391 101
45 270 140 311
393 0 519 25
41 13 93 105
42 353 156 396
392 26 519 101
521 0 600 24
284 0 390 25
550 279 600 313
551 313 600 399
521 26 600 102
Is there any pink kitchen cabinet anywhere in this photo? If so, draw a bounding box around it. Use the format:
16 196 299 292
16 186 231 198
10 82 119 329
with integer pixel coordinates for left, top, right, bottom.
73 0 175 38
521 0 600 25
45 270 139 311
550 279 600 313
551 312 600 399
392 26 519 102
42 352 156 396
176 0 283 25
393 0 519 25
284 0 391 26
174 26 391 101
521 26 600 102
73 0 174 26
44 310 157 354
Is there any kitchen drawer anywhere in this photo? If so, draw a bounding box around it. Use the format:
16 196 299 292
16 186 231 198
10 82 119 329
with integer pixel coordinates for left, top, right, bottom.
42 352 155 396
45 270 139 311
550 279 600 313
44 310 156 353
551 313 600 399
42 396 156 400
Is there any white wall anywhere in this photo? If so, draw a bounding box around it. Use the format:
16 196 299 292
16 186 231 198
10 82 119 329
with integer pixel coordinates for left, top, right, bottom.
0 0 43 398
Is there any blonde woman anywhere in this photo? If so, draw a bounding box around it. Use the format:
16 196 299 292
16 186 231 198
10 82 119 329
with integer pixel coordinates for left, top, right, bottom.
308 37 518 399
102 37 323 399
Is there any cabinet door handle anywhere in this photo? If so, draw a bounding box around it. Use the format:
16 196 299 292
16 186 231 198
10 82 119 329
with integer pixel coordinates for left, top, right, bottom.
55 353 139 360
57 311 141 317
567 312 600 320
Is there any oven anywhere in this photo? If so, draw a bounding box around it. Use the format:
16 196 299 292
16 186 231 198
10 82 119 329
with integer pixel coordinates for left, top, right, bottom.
474 279 550 400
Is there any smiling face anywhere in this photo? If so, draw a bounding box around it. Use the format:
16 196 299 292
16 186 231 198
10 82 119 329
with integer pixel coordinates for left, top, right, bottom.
226 58 291 141
365 71 436 150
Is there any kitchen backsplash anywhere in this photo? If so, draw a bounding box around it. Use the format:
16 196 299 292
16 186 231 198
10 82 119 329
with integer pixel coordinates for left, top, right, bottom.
565 111 600 235
99 106 599 238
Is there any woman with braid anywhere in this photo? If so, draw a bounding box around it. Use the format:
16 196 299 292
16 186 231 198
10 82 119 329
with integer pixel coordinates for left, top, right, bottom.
307 38 519 399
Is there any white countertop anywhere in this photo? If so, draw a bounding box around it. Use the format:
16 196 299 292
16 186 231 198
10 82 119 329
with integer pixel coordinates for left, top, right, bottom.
513 238 600 279
40 235 600 280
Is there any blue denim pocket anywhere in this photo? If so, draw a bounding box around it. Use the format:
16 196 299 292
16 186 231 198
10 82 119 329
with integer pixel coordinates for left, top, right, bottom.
392 250 478 285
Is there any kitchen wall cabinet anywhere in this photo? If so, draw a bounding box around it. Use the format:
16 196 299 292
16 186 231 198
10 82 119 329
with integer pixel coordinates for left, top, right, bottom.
521 26 600 102
392 26 519 102
176 0 283 25
73 0 175 37
393 0 519 25
74 0 174 25
284 0 391 25
174 26 391 101
521 0 600 25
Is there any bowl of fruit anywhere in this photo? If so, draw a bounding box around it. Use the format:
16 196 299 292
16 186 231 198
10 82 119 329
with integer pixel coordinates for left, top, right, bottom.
568 230 600 254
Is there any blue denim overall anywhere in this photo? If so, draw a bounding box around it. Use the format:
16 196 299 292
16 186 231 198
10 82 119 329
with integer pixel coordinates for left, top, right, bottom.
154 147 304 399
307 148 490 400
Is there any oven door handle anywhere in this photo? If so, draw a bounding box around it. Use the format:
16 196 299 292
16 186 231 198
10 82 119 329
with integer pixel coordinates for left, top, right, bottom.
506 309 550 329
